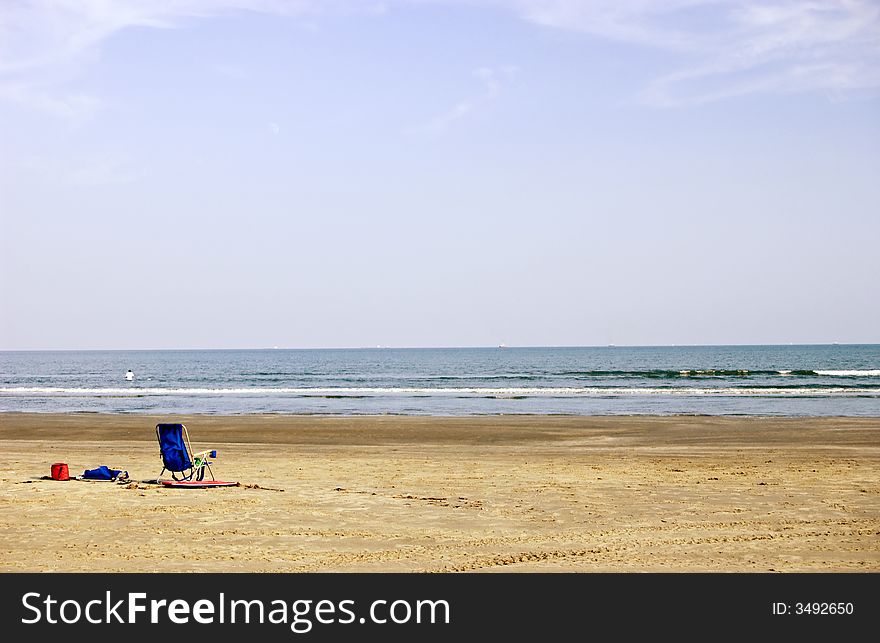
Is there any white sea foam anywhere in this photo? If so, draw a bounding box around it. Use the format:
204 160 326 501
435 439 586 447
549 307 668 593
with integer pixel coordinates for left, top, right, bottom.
0 386 876 397
814 370 880 377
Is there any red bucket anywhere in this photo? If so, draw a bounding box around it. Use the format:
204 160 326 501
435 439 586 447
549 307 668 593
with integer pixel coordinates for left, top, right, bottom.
51 462 70 481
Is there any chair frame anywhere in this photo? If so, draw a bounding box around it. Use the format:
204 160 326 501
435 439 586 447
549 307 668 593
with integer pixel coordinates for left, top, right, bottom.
156 423 216 482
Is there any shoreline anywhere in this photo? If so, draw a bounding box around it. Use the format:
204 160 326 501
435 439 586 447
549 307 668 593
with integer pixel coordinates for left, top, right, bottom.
4 411 879 415
3 413 879 446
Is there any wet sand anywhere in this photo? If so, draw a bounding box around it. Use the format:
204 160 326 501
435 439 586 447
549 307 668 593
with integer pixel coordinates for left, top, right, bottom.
1 413 878 572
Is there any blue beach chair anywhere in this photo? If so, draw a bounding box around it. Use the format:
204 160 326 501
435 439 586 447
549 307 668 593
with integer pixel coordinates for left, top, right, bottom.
156 423 217 482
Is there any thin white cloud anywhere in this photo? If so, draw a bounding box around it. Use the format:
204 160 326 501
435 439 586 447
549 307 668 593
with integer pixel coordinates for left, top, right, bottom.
506 0 721 51
1 0 877 114
503 0 880 105
0 81 101 120
415 65 518 134
0 0 375 76
0 0 331 118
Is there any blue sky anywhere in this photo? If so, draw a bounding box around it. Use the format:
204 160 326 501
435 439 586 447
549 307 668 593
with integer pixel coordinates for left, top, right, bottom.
1 1 878 349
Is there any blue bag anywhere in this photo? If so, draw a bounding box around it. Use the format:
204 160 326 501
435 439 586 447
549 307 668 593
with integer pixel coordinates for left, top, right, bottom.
82 466 128 481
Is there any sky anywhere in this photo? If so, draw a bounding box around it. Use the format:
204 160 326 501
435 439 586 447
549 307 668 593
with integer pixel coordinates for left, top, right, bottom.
1 0 878 350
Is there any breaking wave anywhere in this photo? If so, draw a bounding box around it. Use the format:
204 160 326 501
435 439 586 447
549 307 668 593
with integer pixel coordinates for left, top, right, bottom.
1 386 877 398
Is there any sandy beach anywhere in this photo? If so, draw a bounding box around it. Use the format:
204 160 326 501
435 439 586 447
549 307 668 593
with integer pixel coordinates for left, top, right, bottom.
1 413 878 572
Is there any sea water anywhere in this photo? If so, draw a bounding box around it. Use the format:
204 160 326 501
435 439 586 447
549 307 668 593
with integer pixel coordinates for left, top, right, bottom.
1 345 878 416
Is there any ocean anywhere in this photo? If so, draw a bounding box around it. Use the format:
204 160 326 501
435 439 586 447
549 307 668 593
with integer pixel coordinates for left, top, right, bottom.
1 345 878 416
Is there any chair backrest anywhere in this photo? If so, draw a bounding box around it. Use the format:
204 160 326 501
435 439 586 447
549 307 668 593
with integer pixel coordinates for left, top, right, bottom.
156 423 193 472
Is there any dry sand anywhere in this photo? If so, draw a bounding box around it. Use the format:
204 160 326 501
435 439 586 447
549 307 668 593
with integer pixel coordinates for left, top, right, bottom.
0 413 878 572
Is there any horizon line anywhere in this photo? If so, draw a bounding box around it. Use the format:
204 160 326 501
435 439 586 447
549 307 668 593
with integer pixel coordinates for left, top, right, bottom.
1 342 878 353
